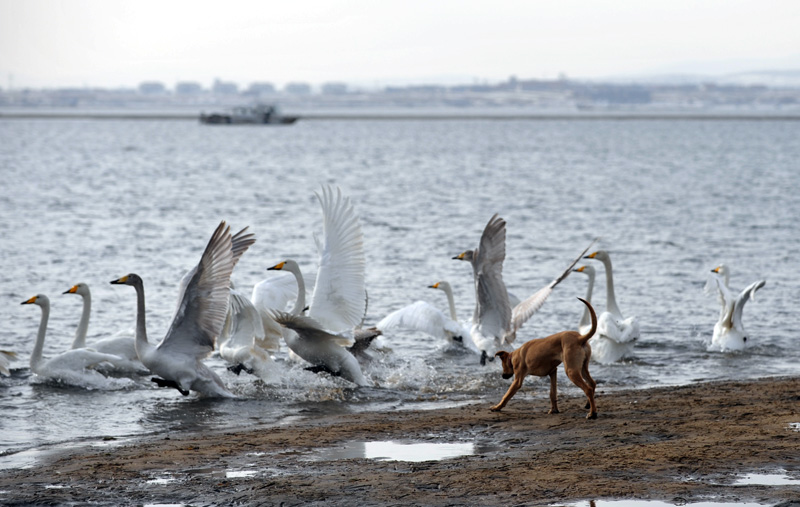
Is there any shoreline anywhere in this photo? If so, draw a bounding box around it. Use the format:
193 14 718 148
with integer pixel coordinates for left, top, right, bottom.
3 111 800 121
1 376 799 505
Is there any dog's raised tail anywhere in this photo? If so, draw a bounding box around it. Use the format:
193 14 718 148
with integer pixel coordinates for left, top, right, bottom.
577 297 597 345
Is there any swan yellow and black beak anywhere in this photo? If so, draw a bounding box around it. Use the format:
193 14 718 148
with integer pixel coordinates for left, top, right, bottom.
584 251 598 259
110 275 129 285
711 266 721 273
267 261 285 271
573 266 586 273
452 252 466 260
428 282 440 289
63 285 78 295
21 296 37 305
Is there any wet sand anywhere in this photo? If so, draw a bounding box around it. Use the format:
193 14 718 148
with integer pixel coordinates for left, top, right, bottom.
2 376 799 506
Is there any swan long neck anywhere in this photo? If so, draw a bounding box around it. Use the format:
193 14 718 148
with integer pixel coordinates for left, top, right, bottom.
71 291 91 349
132 280 151 358
30 300 50 371
578 272 595 330
286 261 306 315
441 283 458 321
601 256 622 317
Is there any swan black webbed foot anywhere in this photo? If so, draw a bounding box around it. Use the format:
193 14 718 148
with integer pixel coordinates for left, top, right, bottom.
151 377 190 396
305 364 342 378
227 364 254 376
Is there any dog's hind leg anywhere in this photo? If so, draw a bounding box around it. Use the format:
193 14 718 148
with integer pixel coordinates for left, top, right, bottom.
581 353 597 409
547 370 559 414
565 367 597 419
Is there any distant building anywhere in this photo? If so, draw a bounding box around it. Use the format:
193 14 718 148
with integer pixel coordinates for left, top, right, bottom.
246 82 276 95
212 79 239 95
284 82 312 95
321 82 348 95
138 81 167 94
175 81 203 95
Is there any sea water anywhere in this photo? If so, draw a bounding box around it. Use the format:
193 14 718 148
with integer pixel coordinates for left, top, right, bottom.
1 117 798 465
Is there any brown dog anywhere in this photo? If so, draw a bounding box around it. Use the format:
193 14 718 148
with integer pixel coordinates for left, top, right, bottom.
490 297 598 419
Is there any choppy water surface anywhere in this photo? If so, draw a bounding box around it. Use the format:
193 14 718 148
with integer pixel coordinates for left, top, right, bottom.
1 117 798 466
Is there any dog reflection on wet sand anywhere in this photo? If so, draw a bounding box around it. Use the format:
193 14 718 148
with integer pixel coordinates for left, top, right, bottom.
490 297 598 419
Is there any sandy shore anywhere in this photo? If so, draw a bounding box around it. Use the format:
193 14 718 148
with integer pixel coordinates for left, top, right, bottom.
2 376 799 506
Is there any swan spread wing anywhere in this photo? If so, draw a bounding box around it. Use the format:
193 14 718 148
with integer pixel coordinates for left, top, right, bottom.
308 186 366 333
377 301 462 341
731 279 765 331
509 238 597 336
159 222 236 359
271 310 355 348
221 288 265 350
230 227 257 268
252 272 299 313
473 214 511 340
0 351 16 376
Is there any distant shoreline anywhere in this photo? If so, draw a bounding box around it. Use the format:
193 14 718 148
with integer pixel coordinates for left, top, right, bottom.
2 110 800 121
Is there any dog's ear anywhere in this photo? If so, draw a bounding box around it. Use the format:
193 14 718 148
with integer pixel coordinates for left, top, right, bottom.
495 351 509 361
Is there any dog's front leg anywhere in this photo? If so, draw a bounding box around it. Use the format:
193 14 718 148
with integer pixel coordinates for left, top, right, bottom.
547 370 559 414
490 374 524 412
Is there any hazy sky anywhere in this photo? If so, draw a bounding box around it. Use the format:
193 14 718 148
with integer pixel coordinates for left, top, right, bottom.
1 0 799 89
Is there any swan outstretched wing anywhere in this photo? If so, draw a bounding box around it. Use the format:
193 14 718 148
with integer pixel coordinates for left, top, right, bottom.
473 214 511 339
377 301 463 341
705 273 732 311
271 310 355 347
173 226 254 320
231 227 256 268
308 186 366 332
0 350 16 376
509 238 597 337
160 222 238 359
731 280 766 331
252 272 299 313
221 288 265 349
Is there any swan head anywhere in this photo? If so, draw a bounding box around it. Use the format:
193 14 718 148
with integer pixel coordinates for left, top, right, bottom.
452 250 474 262
710 264 730 286
572 265 595 277
267 260 299 272
428 281 452 292
63 282 89 296
711 264 729 276
584 250 610 262
110 274 142 287
21 294 49 308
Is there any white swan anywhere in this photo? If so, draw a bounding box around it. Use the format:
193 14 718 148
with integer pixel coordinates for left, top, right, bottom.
572 265 596 336
573 264 628 363
20 294 129 382
249 271 299 352
583 250 638 363
267 185 371 385
0 350 17 376
218 287 275 380
376 281 470 347
62 283 143 374
110 221 253 398
453 214 596 364
705 264 766 351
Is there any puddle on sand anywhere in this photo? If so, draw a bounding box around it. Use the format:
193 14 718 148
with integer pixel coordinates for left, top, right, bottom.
310 440 479 462
734 470 799 486
788 422 800 432
226 470 258 479
557 501 765 507
146 475 177 485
